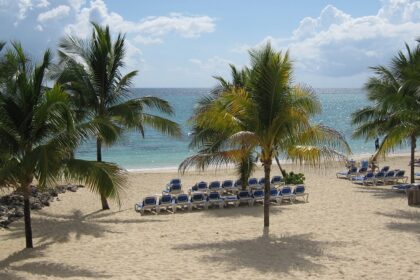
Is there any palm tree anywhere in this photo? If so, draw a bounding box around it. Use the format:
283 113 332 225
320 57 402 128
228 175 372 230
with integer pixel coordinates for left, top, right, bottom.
57 23 182 209
180 43 350 228
352 42 420 183
0 42 126 248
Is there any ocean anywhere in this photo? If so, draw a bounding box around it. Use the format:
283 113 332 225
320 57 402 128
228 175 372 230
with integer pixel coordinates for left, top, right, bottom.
75 88 407 170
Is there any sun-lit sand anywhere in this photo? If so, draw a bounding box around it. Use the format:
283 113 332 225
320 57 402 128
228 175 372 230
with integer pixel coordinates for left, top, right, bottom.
1 154 419 279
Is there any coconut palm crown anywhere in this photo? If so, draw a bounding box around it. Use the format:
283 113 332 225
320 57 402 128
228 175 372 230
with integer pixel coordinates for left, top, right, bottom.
57 23 182 209
180 43 351 228
0 42 126 248
352 42 420 183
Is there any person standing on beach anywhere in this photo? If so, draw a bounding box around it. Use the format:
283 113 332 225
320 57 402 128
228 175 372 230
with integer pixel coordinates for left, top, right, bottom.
375 137 379 150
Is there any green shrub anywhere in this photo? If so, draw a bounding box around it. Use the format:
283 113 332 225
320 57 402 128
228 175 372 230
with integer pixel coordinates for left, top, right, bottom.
284 171 305 184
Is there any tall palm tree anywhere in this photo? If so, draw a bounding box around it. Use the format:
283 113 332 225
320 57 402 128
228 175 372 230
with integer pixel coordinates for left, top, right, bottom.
57 23 181 209
352 42 420 183
180 43 350 228
0 42 126 248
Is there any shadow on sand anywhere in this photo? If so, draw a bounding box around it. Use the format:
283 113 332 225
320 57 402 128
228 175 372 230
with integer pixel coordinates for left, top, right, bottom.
0 208 164 278
175 231 344 274
376 210 420 240
353 186 405 200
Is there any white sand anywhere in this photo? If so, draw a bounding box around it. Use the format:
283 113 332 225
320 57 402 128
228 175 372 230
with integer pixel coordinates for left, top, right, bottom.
1 155 419 279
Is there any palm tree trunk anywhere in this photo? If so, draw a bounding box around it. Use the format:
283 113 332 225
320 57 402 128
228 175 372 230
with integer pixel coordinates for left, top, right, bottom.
274 156 286 177
410 134 416 183
97 138 110 210
23 180 33 248
263 160 271 228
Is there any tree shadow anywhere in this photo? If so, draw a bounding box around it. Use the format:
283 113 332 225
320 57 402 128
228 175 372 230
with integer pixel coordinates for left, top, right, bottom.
0 242 110 279
376 210 420 240
353 186 405 200
1 209 164 244
174 232 344 274
203 204 288 218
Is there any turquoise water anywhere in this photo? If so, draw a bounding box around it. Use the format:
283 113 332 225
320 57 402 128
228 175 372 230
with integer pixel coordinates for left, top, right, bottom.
75 88 407 170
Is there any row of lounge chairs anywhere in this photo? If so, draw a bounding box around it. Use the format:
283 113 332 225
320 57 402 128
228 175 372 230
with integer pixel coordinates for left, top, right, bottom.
134 185 308 215
162 176 285 196
337 165 408 186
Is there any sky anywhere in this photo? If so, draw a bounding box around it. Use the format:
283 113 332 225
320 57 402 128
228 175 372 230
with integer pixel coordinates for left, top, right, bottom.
0 0 419 88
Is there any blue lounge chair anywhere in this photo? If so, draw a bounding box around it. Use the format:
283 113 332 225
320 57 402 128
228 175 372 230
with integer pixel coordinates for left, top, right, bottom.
163 182 182 195
248 178 259 189
173 193 190 212
189 193 208 210
135 196 158 215
279 186 295 203
252 189 264 204
360 160 369 169
336 166 357 179
234 180 243 189
237 190 254 206
167 178 181 187
392 183 419 193
352 172 375 185
373 171 386 185
380 166 390 173
270 176 284 186
157 195 174 213
269 188 281 203
383 170 396 184
258 177 267 187
208 181 222 193
207 192 225 208
393 170 408 184
293 185 309 202
222 195 239 207
190 181 207 193
221 180 236 193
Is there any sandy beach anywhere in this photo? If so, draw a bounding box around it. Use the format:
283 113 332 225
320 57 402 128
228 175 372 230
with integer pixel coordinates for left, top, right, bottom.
1 154 419 280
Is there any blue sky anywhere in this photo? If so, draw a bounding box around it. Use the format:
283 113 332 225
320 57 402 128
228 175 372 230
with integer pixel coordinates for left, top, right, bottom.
1 0 419 87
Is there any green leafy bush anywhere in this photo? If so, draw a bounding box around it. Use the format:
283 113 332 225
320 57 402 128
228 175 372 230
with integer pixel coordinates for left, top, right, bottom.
284 171 305 184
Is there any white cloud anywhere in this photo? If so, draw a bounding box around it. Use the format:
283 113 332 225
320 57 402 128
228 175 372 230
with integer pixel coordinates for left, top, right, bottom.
240 0 420 80
64 0 216 40
133 35 163 45
37 4 70 23
190 56 233 70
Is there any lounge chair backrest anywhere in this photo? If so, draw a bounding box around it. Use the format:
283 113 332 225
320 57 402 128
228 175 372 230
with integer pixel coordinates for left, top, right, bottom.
365 172 374 178
348 167 357 174
361 160 369 169
238 190 250 197
258 178 266 185
270 188 278 196
294 185 305 194
160 195 172 204
192 193 205 201
248 178 258 185
281 187 292 195
271 176 283 183
209 181 221 189
208 192 220 200
170 183 182 191
197 181 208 190
381 166 390 172
234 180 242 187
144 197 157 205
385 171 395 177
253 190 264 197
375 172 385 178
358 167 367 173
395 170 405 177
222 180 233 188
170 179 181 185
176 194 189 202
